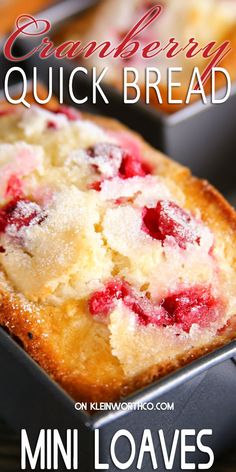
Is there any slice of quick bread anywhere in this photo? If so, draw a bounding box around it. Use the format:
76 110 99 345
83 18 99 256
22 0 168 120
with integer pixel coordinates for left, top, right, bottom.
55 0 236 113
0 103 235 403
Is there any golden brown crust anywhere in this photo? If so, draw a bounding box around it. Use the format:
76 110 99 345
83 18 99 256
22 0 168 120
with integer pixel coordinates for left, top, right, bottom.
0 104 235 403
0 285 236 404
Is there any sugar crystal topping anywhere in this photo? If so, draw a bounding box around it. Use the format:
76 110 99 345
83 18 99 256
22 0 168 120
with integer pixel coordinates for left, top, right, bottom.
142 200 214 250
0 105 228 352
0 198 46 238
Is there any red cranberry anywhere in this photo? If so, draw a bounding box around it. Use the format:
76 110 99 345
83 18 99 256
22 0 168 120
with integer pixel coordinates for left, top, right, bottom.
47 121 58 130
89 280 170 326
142 200 201 249
88 143 150 190
126 297 172 327
88 180 103 191
162 286 219 333
5 175 24 200
89 280 130 317
0 198 45 234
89 281 221 333
119 152 150 178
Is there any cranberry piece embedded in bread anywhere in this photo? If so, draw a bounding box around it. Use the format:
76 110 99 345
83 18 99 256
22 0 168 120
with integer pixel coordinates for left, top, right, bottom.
89 180 103 191
5 175 24 200
119 152 150 178
142 200 202 249
89 280 171 327
162 286 220 332
0 198 45 234
88 143 150 189
89 280 130 317
89 280 221 333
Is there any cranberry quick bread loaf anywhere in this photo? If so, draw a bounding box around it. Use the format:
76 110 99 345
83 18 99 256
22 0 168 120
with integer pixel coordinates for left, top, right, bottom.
0 104 235 402
56 0 236 113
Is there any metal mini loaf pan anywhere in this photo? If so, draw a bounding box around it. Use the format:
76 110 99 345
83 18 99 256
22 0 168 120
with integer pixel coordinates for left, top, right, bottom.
0 81 236 472
0 327 236 472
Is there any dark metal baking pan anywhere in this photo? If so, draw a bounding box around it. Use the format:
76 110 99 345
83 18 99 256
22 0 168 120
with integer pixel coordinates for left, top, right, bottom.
0 327 236 472
32 0 99 32
0 81 236 471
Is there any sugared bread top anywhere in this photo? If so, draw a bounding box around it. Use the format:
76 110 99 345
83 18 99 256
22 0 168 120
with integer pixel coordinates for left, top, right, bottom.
0 103 235 402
